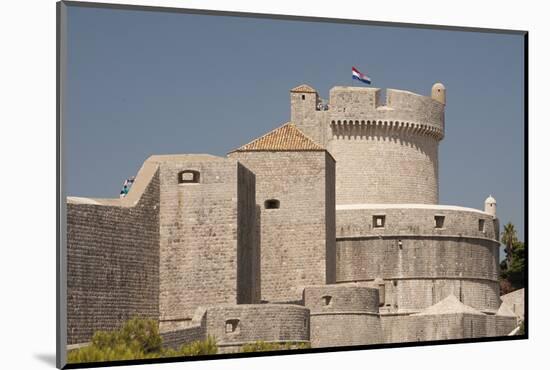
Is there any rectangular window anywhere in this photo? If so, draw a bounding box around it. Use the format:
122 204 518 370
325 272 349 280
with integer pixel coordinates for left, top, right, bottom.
373 215 386 228
225 319 240 334
434 215 445 229
478 219 485 232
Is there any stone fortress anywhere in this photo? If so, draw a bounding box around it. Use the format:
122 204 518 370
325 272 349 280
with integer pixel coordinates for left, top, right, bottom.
66 82 523 352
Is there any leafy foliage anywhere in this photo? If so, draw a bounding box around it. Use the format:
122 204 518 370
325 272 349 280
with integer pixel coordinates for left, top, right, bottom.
241 341 311 353
67 318 217 363
517 320 525 335
500 222 526 294
163 336 217 357
501 222 518 265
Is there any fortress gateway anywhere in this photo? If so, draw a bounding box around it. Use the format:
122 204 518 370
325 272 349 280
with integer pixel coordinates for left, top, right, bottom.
67 83 522 351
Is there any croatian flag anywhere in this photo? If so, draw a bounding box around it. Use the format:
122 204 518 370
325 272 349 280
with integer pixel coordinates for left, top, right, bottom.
352 66 371 85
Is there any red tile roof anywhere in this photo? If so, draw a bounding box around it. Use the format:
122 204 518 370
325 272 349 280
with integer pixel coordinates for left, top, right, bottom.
230 122 324 152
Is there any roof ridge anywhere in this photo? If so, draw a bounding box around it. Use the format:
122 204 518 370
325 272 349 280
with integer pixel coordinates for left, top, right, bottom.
290 84 317 93
228 122 325 152
412 294 485 316
231 122 293 152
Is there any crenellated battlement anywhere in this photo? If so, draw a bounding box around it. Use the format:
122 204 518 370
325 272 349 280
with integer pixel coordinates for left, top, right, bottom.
287 83 447 205
289 83 446 148
327 86 445 140
329 119 444 141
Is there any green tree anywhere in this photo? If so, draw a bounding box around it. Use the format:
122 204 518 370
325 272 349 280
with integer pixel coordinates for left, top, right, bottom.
501 222 518 267
507 240 526 288
499 222 525 292
67 318 217 363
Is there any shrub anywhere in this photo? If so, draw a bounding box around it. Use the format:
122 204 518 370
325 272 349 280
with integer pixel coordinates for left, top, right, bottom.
67 318 217 363
517 321 525 335
163 336 218 357
241 341 310 353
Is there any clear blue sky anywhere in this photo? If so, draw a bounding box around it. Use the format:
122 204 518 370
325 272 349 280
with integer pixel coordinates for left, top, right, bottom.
65 5 525 241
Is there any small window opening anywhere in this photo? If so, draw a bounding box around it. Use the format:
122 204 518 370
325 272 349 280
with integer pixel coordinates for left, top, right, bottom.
478 219 485 232
397 240 403 250
434 215 445 229
301 94 305 100
178 170 200 184
225 319 240 334
264 199 280 209
373 215 385 228
393 280 398 287
322 295 332 306
378 285 386 307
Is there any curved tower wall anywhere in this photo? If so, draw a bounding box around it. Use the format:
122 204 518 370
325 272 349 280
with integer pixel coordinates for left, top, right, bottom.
327 87 444 205
303 285 382 348
205 304 310 353
335 205 501 313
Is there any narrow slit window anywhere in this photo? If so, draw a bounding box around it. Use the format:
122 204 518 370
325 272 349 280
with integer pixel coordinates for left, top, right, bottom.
264 199 280 209
373 215 385 228
434 215 445 229
178 170 200 184
301 94 305 100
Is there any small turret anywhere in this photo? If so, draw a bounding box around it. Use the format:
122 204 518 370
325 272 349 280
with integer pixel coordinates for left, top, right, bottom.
290 84 319 124
431 82 446 105
289 83 324 145
484 195 497 217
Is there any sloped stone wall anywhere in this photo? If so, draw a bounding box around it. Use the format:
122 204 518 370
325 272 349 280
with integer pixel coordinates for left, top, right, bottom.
66 170 160 344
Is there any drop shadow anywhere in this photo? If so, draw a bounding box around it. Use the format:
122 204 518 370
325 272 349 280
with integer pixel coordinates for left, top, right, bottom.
34 353 57 367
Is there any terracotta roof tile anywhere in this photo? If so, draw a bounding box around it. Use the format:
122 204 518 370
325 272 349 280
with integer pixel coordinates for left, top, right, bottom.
290 84 317 93
230 122 324 152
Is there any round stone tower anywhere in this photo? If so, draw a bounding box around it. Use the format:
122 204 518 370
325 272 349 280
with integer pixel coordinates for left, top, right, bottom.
326 83 445 205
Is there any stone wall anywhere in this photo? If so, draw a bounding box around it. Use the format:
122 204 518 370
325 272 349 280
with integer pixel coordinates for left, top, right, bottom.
228 151 336 303
205 304 310 353
289 86 444 204
336 205 498 240
328 128 439 204
327 87 444 134
329 87 444 205
381 313 481 343
325 154 337 284
335 206 500 313
156 155 258 329
484 315 519 337
161 308 207 349
237 163 260 304
380 313 517 343
500 289 525 321
66 170 160 344
290 89 325 146
303 285 382 347
377 279 500 314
